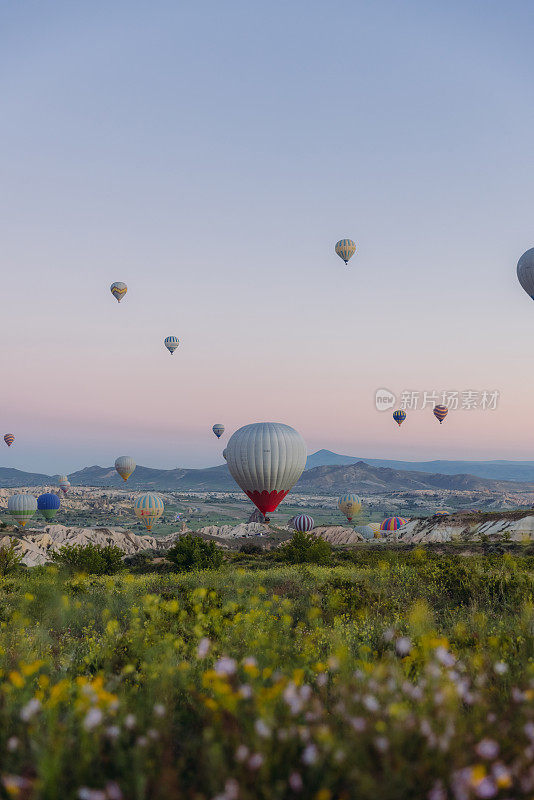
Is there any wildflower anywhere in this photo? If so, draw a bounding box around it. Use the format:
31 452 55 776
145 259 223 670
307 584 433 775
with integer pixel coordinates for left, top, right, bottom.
239 684 252 699
153 703 165 717
197 638 211 659
223 779 239 800
235 744 249 762
491 763 512 789
435 646 455 667
289 772 303 791
363 695 379 713
349 717 366 732
105 783 123 800
83 708 103 731
316 672 327 687
214 657 237 676
427 780 447 800
147 728 159 740
475 740 500 760
136 736 148 747
494 662 508 675
248 753 263 770
78 789 106 800
302 744 318 765
6 737 19 752
124 714 136 729
242 656 257 668
106 726 120 740
374 736 389 752
395 637 412 656
20 697 41 722
254 719 270 738
474 777 497 798
3 776 33 794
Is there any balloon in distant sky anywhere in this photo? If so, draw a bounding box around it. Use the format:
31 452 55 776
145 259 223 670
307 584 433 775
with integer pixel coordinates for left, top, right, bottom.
37 493 61 521
58 475 70 495
3 434 14 447
115 456 136 481
338 493 362 522
8 494 37 528
225 422 307 516
292 514 314 532
392 410 406 427
164 336 179 354
433 405 448 424
335 239 356 264
380 516 408 531
134 492 164 532
212 424 225 439
110 282 127 302
517 248 534 299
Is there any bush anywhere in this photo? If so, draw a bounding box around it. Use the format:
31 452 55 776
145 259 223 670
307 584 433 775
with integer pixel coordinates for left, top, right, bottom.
239 543 263 555
0 540 23 575
50 543 124 575
167 534 223 571
277 531 332 564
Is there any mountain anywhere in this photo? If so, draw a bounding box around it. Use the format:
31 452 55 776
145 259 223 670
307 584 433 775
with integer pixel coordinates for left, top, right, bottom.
305 451 534 482
68 464 236 491
0 467 55 488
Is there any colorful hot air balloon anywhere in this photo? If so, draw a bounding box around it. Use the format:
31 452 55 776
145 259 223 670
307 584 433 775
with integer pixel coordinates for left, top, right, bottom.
134 492 164 532
114 456 136 482
7 494 37 528
380 516 408 531
292 514 314 532
58 476 70 495
433 405 448 424
435 511 449 517
517 248 534 300
3 434 14 447
110 282 127 302
212 424 225 439
225 422 307 516
355 524 375 540
164 336 179 354
392 410 406 427
37 493 61 521
338 493 362 522
335 239 356 265
369 522 382 538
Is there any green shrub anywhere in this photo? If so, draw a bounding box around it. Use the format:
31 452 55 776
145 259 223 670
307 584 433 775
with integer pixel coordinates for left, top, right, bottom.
0 540 23 575
276 531 332 564
50 543 124 575
167 534 223 571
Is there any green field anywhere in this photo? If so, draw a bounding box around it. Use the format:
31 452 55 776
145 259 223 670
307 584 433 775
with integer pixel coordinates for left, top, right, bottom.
1 548 534 798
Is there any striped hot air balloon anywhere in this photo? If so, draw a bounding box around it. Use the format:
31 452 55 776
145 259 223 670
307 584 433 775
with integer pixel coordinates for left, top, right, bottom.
369 522 382 538
58 476 70 495
225 423 307 516
134 492 164 532
212 424 225 439
338 493 362 522
110 282 127 302
3 434 14 447
8 494 37 528
37 493 61 521
335 239 356 265
114 456 136 481
292 514 314 532
380 516 408 531
435 511 449 517
392 410 406 427
164 336 179 354
433 405 448 424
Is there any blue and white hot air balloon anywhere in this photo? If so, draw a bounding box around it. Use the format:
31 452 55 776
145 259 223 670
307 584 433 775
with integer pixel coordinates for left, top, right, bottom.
335 239 356 265
37 493 61 522
134 493 164 532
292 514 314 532
164 336 179 355
212 424 225 439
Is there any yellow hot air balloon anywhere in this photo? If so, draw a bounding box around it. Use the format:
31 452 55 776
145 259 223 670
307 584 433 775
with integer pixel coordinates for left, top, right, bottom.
134 492 164 532
338 493 362 522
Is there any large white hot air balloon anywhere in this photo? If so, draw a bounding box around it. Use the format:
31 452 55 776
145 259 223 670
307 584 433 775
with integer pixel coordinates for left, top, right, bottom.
517 248 534 300
115 456 136 481
225 422 306 516
8 494 37 528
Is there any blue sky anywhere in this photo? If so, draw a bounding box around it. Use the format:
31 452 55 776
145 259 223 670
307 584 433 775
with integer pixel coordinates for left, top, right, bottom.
1 0 534 472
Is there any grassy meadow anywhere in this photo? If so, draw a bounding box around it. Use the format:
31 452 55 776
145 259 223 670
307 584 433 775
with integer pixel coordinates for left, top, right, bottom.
1 548 534 798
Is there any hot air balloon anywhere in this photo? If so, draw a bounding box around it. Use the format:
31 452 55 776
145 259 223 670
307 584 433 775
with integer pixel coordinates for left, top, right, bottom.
222 448 227 460
3 434 14 447
435 511 449 517
225 422 307 516
335 239 356 265
164 336 179 354
115 456 136 482
380 516 408 531
338 493 362 522
392 410 406 427
292 514 314 532
212 424 225 439
37 493 61 521
134 492 164 532
517 248 534 300
433 405 448 424
369 522 382 538
58 476 70 495
110 282 127 302
8 494 37 528
355 524 375 540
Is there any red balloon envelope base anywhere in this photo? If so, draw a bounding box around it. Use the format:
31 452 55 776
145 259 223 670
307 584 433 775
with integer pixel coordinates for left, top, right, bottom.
245 489 289 515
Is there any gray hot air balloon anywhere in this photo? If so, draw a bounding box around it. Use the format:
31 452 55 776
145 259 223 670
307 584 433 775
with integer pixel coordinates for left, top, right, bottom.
225 422 307 516
517 248 534 300
7 494 37 528
115 456 136 481
354 524 374 540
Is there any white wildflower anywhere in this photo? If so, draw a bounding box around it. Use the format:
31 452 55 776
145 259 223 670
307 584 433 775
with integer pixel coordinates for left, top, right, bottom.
20 698 41 722
196 638 211 659
83 708 103 731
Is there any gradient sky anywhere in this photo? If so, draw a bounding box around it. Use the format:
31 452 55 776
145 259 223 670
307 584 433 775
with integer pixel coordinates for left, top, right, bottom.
2 0 534 473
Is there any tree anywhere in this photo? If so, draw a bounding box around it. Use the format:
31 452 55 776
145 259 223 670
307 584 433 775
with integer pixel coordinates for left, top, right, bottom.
278 531 332 565
167 534 223 571
50 543 124 575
